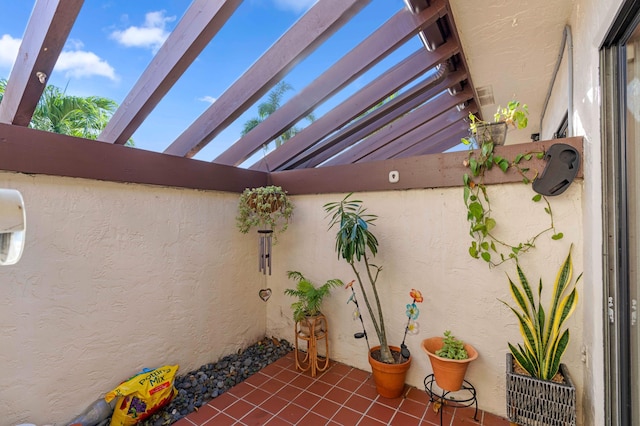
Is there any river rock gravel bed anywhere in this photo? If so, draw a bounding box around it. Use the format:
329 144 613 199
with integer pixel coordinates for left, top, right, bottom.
139 337 293 426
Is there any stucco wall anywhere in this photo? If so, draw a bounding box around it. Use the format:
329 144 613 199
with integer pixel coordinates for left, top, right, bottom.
541 0 625 424
0 171 266 425
267 184 584 418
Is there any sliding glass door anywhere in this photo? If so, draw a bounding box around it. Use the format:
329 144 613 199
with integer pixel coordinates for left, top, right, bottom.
602 3 640 424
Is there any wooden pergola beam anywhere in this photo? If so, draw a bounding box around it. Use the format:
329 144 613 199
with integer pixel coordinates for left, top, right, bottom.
164 0 370 158
393 120 469 158
251 40 459 171
0 123 265 192
213 0 448 167
355 97 472 163
285 67 468 170
0 0 83 126
326 87 472 165
98 0 242 145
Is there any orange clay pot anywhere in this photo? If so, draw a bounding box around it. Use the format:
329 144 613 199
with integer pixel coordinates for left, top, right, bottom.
422 337 478 392
367 345 411 398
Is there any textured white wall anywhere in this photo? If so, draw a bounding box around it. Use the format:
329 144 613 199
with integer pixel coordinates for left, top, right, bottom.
543 0 625 424
267 184 584 418
0 172 266 425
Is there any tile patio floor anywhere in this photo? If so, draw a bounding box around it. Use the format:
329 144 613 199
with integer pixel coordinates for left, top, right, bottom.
174 352 511 425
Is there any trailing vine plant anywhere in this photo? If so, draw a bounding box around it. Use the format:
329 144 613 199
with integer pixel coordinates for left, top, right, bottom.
462 101 563 267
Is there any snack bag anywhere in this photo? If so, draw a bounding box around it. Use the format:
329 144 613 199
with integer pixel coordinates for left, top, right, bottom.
105 365 178 426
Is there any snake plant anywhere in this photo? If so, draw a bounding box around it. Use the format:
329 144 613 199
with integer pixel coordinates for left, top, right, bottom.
501 245 581 380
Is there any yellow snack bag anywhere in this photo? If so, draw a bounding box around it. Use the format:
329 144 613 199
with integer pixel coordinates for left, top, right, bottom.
105 365 179 426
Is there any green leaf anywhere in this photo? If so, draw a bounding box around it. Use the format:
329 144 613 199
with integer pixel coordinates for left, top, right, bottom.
514 154 524 164
551 233 564 240
468 202 484 220
481 251 491 262
536 152 545 159
524 154 533 161
532 194 542 202
485 217 496 232
498 160 509 172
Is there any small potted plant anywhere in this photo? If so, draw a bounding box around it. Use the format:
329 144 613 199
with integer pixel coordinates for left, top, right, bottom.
236 185 294 274
284 270 343 331
285 271 342 376
501 245 580 425
422 330 478 392
325 193 424 398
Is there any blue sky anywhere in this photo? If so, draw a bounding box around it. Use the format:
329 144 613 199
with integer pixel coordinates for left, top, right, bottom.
0 1 420 162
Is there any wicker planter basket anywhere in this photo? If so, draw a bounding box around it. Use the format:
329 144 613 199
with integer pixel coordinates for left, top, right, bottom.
506 353 576 426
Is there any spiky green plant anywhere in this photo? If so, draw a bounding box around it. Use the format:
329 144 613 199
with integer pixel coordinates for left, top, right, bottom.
324 193 400 364
284 271 343 323
501 246 581 380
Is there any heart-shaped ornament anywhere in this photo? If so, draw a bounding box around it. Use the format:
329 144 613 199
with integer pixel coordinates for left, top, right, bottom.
259 288 272 302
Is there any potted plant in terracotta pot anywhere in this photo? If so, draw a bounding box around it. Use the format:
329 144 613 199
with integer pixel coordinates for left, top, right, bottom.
501 245 580 425
236 185 294 274
324 193 423 398
422 330 478 392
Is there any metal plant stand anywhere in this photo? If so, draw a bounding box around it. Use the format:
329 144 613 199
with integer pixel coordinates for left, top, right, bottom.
423 374 478 426
294 314 329 377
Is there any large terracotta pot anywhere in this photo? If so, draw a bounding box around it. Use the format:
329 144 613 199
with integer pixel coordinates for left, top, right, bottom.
367 345 411 398
422 337 478 392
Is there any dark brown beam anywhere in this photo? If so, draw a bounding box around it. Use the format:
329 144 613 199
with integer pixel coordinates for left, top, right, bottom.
252 40 459 171
214 0 448 166
357 98 475 162
0 123 265 192
393 120 468 158
270 137 584 195
98 0 242 145
0 0 83 126
164 0 370 158
353 98 472 163
287 67 467 170
324 87 472 166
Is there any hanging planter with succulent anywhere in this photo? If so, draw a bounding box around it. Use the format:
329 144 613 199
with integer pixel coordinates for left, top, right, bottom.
236 185 294 274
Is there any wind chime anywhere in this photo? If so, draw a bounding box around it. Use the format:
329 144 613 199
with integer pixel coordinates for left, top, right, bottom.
258 229 273 275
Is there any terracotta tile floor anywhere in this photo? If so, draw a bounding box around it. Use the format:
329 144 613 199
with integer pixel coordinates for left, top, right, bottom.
174 352 511 426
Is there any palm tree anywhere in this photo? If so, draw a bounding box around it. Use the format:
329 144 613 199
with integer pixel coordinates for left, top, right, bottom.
0 79 133 145
241 81 315 148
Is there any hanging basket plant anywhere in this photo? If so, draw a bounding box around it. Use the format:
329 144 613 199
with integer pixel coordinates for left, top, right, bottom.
236 185 294 275
236 185 294 235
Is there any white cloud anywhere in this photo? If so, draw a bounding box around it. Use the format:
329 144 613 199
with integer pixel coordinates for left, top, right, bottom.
56 50 117 81
198 95 217 104
273 0 316 13
110 10 176 53
0 34 21 69
0 34 115 81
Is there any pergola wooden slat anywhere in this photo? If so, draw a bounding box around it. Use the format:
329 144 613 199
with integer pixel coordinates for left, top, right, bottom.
326 88 472 165
284 67 468 170
213 0 448 167
0 0 493 191
163 0 370 158
250 39 460 171
0 0 84 126
97 0 242 145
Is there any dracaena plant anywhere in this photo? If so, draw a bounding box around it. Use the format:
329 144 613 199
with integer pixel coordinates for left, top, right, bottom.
325 193 401 364
462 101 563 267
501 245 581 380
